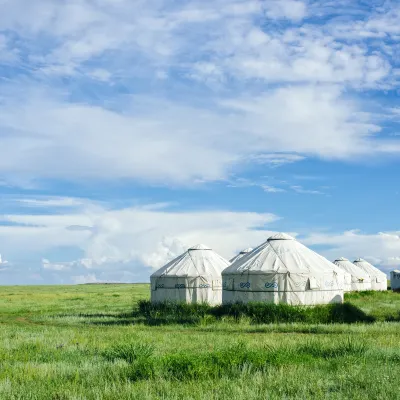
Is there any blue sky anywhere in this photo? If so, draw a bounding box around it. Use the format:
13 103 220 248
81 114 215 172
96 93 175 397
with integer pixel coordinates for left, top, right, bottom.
0 0 399 284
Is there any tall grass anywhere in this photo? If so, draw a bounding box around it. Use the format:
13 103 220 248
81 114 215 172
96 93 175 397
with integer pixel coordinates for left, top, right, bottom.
100 338 371 382
136 300 375 324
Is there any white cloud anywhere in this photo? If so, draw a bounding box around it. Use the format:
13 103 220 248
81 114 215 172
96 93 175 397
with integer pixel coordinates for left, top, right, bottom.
0 0 395 88
1 197 400 282
0 198 279 283
0 34 18 63
72 274 99 285
264 0 307 21
248 153 305 167
303 230 400 274
0 83 397 186
15 196 89 208
386 257 400 266
290 185 325 195
261 185 286 193
0 1 397 189
0 254 8 265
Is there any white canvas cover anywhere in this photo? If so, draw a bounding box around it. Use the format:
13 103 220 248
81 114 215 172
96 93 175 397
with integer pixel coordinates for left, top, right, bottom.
222 233 345 305
390 270 400 291
353 258 387 291
230 248 253 263
333 257 371 291
150 244 230 305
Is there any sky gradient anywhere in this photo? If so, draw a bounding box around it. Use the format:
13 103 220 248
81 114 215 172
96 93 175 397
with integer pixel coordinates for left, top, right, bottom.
0 0 399 284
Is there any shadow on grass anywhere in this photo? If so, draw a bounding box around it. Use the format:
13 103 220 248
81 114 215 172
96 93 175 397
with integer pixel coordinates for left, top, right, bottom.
54 312 134 319
385 311 400 322
72 301 375 327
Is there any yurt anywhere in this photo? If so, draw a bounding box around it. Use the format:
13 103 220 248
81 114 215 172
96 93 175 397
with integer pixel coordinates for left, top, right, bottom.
333 257 372 291
390 270 400 291
230 248 253 263
150 244 230 305
222 233 345 305
353 258 387 291
330 262 352 292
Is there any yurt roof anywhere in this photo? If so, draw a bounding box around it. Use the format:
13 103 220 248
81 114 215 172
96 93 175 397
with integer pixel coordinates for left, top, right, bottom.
353 258 386 278
222 233 341 277
333 257 371 280
151 244 229 278
229 247 253 263
334 257 349 262
188 244 212 250
268 233 295 241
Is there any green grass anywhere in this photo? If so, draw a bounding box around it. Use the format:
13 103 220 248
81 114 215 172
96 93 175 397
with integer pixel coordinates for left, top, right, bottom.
136 299 375 324
0 285 399 399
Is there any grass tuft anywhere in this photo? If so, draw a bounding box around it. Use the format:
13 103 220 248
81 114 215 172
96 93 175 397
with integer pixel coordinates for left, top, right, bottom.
102 342 154 363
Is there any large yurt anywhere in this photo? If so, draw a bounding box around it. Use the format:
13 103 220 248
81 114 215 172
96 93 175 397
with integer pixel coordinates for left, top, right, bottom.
150 244 230 305
230 248 253 263
222 233 345 305
353 258 387 291
333 257 372 291
390 270 400 291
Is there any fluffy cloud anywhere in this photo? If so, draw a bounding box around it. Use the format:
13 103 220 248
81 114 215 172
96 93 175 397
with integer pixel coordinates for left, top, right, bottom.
0 197 279 283
0 0 396 87
0 83 397 186
264 0 307 21
1 197 399 283
303 230 400 274
0 1 398 187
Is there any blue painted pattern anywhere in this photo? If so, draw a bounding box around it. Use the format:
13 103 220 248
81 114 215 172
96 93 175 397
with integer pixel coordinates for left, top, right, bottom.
239 282 251 289
199 284 210 288
175 284 185 289
156 284 164 288
265 282 278 289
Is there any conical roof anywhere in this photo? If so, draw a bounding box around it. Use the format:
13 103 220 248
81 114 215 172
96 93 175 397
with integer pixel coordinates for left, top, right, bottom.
229 248 253 263
268 233 295 241
188 244 212 250
333 257 371 281
223 233 343 277
353 258 386 279
151 244 229 279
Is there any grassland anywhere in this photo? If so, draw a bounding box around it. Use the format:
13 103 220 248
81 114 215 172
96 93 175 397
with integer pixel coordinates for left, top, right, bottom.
0 284 399 399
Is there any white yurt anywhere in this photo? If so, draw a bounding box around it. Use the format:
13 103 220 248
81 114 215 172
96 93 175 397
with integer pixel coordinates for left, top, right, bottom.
330 262 352 293
230 248 253 263
353 258 387 291
390 270 400 291
222 233 345 305
333 257 372 291
150 244 230 305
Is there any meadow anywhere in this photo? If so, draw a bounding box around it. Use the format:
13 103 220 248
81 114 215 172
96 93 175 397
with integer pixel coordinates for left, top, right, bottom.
0 284 399 399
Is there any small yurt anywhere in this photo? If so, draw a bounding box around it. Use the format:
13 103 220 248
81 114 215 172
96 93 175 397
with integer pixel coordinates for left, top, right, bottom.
222 233 345 305
390 270 400 291
353 258 387 291
230 248 253 263
333 257 372 291
150 244 230 305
